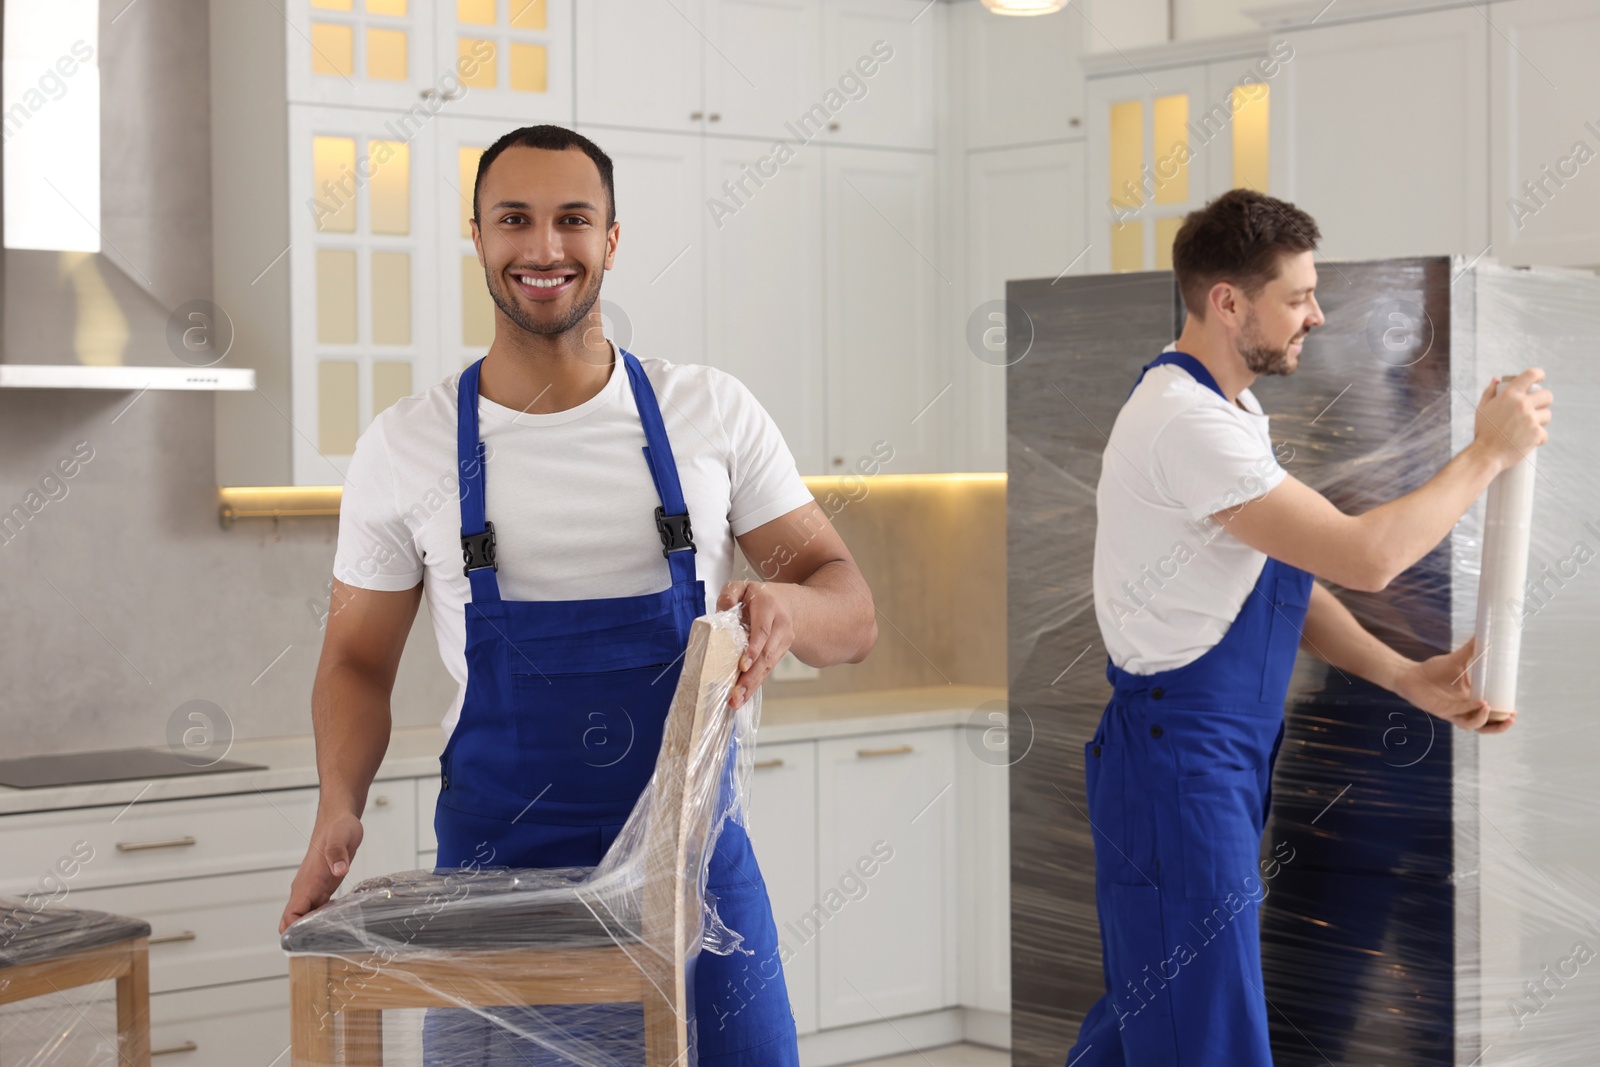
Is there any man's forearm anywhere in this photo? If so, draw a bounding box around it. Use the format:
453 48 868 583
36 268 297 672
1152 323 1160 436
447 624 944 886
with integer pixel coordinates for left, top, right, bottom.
781 559 877 666
1298 580 1412 694
1357 440 1503 587
310 663 392 820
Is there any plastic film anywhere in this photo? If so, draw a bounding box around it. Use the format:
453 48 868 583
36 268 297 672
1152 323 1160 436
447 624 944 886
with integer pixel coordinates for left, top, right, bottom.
1470 430 1537 721
1005 257 1600 1066
279 607 762 1067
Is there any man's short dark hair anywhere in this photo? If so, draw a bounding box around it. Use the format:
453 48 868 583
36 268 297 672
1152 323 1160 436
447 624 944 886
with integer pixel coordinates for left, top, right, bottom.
1171 189 1320 320
473 125 616 227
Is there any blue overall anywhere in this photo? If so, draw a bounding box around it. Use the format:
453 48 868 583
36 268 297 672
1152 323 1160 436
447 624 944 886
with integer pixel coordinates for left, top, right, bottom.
1067 351 1313 1067
424 352 801 1065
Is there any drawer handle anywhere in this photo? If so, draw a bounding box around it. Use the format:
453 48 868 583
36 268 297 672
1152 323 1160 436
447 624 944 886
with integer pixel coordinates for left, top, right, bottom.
149 931 197 946
857 745 913 759
753 758 785 770
117 836 197 853
153 1040 198 1056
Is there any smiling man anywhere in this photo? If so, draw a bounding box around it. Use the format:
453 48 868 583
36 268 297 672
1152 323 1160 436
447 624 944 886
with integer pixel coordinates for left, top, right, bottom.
1067 188 1552 1065
279 125 877 1064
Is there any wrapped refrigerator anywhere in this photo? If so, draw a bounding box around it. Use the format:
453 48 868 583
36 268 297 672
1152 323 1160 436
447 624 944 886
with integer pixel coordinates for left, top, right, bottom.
1006 256 1600 1066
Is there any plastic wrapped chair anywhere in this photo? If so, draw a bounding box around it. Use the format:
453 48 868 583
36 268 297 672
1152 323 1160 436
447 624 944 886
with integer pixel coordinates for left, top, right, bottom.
0 902 152 1065
282 609 757 1066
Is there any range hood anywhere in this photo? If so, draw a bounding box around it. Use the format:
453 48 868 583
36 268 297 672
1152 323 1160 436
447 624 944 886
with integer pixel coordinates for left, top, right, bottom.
0 0 253 391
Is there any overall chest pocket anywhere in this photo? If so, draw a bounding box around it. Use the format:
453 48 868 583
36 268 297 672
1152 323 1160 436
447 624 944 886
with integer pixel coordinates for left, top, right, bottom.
1177 767 1264 900
509 628 684 807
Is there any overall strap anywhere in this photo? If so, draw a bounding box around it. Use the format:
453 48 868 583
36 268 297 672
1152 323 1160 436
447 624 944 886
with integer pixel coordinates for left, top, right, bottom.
456 358 502 603
622 349 698 589
1128 350 1226 402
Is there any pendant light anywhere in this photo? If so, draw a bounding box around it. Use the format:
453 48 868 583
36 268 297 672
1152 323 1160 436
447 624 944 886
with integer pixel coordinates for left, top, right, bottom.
979 0 1069 14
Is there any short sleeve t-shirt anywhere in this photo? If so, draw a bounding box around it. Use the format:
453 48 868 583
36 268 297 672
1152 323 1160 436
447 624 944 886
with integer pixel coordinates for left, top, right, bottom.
332 351 816 739
1092 349 1290 674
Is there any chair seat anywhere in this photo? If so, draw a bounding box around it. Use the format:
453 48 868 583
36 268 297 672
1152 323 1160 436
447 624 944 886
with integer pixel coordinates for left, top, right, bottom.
281 866 644 955
0 901 151 969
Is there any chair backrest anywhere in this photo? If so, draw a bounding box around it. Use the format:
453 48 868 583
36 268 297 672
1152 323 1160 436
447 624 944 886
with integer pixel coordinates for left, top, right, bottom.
595 614 744 1035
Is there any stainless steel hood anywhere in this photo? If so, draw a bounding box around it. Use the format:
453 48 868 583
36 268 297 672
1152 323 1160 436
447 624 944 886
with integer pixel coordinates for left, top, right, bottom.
0 0 253 390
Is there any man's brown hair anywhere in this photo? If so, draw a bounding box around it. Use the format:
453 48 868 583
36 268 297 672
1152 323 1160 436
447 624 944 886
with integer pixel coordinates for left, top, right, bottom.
1171 189 1321 320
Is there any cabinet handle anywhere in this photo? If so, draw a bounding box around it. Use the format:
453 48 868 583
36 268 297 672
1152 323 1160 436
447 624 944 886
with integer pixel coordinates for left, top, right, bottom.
116 836 197 853
857 744 913 759
149 931 197 946
690 110 704 120
827 122 840 132
373 795 390 808
753 758 785 770
152 1041 198 1056
831 456 844 467
708 112 722 122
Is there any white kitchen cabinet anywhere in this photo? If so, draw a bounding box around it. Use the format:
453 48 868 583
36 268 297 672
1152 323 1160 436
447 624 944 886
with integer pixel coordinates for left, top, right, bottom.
745 740 821 1035
286 103 442 485
824 146 943 475
285 0 573 120
1270 6 1489 261
148 977 290 1067
961 141 1087 472
285 0 436 110
434 0 574 123
1488 0 1600 267
820 0 936 150
1084 61 1213 274
581 126 708 365
815 728 956 1027
704 0 825 140
703 137 828 474
955 0 1084 151
68 870 293 993
575 0 706 132
958 719 1010 1015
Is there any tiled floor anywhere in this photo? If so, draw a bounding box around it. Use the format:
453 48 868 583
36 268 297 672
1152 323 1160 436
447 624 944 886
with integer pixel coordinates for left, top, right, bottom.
846 1043 1010 1067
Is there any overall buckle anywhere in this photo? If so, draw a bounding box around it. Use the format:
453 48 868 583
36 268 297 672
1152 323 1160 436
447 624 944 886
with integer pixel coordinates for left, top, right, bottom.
461 521 497 575
655 507 695 557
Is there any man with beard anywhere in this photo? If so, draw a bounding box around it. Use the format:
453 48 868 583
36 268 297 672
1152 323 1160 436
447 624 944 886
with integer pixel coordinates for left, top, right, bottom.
1067 189 1551 1065
279 126 877 1064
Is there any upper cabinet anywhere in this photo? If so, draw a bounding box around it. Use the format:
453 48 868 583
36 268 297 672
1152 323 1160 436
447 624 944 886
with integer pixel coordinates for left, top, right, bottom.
576 0 933 149
287 0 573 121
1488 0 1600 268
955 0 1084 150
1268 5 1488 262
1084 41 1284 273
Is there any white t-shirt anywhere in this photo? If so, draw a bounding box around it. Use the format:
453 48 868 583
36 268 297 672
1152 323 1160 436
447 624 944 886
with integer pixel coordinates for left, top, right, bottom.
332 352 816 739
1092 349 1289 674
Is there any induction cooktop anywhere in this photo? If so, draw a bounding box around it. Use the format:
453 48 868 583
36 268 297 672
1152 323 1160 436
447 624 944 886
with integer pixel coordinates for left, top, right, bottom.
0 748 267 789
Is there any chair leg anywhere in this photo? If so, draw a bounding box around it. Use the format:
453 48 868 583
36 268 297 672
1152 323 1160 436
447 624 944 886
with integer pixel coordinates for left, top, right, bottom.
289 956 337 1067
344 1009 383 1066
641 983 687 1067
116 940 152 1067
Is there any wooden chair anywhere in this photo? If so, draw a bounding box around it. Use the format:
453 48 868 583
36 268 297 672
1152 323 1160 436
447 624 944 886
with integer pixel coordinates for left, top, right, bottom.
283 614 746 1066
0 904 152 1066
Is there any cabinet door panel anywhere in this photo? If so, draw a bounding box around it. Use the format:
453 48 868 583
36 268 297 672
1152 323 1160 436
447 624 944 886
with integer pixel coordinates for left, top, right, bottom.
824 147 940 474
816 729 954 1026
819 0 935 150
289 104 440 485
745 741 820 1034
964 142 1087 472
1271 8 1488 261
1489 0 1600 266
704 137 827 474
435 0 574 123
287 0 435 109
575 0 704 131
579 128 706 364
703 0 822 139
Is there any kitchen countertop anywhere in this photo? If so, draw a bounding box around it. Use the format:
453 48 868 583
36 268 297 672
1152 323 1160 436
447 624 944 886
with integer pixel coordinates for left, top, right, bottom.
0 685 1006 817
